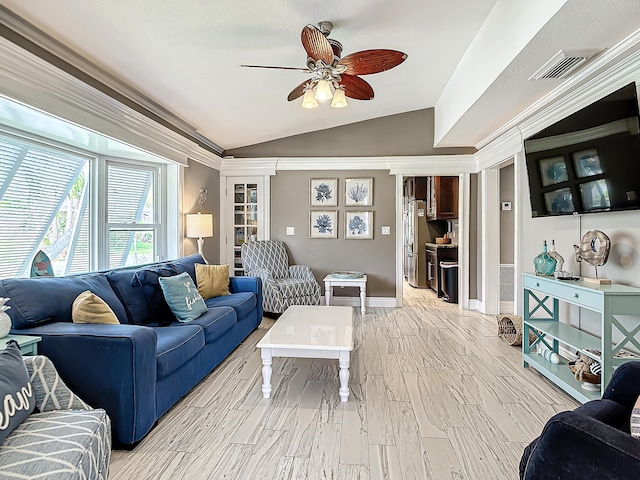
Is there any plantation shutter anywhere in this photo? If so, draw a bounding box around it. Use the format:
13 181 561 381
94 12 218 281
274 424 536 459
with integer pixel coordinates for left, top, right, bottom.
106 162 155 268
0 134 88 278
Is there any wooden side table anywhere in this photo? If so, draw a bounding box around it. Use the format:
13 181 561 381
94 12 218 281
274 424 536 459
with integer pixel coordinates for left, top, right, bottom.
0 334 42 355
323 274 368 314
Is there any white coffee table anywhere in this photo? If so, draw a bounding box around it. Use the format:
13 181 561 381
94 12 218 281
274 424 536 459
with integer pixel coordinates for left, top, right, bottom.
323 274 368 314
256 305 354 402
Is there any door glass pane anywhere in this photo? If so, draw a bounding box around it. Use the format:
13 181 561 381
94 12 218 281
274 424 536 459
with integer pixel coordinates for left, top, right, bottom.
234 184 245 203
234 227 245 247
247 184 258 203
234 206 245 225
247 205 258 225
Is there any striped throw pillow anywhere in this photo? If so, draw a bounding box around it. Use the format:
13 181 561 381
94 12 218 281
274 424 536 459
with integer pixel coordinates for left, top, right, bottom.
632 395 640 439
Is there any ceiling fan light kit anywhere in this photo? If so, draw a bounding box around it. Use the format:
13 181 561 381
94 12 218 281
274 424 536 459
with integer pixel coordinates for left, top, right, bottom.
242 21 407 110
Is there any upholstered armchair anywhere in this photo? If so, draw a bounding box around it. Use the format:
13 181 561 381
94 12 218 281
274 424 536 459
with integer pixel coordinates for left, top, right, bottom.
520 360 640 479
241 240 320 314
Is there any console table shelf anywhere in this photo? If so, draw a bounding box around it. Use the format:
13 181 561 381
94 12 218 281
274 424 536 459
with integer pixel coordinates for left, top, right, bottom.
522 273 640 403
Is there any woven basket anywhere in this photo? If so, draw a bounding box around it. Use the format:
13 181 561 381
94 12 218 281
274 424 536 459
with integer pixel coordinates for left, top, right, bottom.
497 314 528 346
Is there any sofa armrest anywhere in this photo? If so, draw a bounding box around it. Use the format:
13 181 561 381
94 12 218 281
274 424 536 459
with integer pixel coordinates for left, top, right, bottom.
229 275 263 321
289 265 316 281
23 355 90 412
14 322 157 446
522 411 640 480
604 360 640 410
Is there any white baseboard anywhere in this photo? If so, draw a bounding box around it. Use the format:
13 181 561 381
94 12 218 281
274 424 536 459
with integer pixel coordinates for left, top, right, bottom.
499 301 515 314
468 299 483 311
320 296 398 308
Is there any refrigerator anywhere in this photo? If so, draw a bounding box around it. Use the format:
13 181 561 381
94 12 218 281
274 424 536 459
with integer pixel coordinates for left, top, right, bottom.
405 200 430 288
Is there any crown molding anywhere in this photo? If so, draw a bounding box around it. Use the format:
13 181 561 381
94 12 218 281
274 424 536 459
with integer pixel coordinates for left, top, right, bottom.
0 36 222 167
0 5 223 156
275 157 392 171
387 155 476 175
220 158 277 177
475 127 523 171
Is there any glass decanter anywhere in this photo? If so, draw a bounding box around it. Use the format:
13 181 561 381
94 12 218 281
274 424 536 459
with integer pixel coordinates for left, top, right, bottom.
533 240 557 276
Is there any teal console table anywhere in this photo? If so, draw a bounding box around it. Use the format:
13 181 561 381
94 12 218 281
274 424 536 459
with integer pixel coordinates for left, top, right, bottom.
0 334 41 355
522 273 640 403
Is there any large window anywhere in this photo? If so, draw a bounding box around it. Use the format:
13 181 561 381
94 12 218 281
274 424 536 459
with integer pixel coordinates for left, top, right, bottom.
0 131 170 278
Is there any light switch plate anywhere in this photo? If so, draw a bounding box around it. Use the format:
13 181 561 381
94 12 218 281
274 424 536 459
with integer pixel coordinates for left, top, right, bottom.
286 227 295 235
381 226 391 235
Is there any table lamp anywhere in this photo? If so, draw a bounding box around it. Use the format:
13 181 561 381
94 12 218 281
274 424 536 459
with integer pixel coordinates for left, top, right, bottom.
186 212 213 256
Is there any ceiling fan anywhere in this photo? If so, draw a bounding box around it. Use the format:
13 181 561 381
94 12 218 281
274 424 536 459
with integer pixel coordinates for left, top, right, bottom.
241 21 408 108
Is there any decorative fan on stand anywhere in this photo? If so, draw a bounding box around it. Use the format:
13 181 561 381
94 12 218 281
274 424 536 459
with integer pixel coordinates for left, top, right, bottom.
241 21 407 109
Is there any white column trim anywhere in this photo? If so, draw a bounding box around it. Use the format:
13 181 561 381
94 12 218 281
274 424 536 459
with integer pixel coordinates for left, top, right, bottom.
480 169 500 314
395 174 404 308
458 173 471 309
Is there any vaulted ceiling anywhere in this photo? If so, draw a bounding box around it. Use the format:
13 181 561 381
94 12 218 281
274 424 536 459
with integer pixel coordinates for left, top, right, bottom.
2 0 640 156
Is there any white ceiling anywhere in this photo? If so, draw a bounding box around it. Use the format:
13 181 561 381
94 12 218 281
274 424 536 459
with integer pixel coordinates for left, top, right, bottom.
2 0 640 152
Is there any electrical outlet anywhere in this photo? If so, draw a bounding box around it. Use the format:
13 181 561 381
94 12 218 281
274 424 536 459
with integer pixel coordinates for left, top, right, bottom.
502 201 512 211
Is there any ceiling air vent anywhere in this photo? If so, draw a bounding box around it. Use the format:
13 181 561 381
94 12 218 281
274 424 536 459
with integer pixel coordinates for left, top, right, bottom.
529 50 600 80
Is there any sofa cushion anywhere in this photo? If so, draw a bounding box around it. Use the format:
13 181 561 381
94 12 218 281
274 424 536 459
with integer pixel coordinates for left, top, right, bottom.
171 253 206 283
195 264 230 299
72 291 120 325
159 272 207 323
187 307 236 343
205 292 257 320
0 409 111 480
0 274 127 328
0 342 36 443
154 325 205 379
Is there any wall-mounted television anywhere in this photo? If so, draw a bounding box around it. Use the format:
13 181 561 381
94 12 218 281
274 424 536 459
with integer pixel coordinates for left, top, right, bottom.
524 82 640 218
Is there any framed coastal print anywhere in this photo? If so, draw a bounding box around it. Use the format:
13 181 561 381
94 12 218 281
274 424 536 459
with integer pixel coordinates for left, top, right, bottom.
310 178 338 206
539 156 568 186
345 211 373 239
345 178 373 206
310 210 338 238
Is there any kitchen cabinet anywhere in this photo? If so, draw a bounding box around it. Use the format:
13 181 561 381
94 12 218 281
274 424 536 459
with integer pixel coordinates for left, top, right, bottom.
403 177 428 201
426 176 458 220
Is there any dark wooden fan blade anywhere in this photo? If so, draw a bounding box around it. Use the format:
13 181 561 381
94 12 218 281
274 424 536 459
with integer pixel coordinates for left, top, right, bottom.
339 75 374 100
287 80 310 101
301 25 333 65
241 64 309 72
338 49 408 75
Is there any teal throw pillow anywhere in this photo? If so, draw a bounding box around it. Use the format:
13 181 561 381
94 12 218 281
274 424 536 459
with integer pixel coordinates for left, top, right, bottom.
158 272 207 322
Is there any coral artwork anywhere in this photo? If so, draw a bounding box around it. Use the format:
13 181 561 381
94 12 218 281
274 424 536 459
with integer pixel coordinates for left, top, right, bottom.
314 214 333 234
348 215 366 235
309 210 338 238
314 183 333 203
347 183 368 203
345 178 373 206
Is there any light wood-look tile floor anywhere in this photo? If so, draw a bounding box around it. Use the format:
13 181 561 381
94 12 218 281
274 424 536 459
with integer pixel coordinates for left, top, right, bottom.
109 285 579 479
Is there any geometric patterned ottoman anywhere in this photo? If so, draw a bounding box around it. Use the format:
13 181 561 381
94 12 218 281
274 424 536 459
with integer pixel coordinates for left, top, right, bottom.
0 410 111 479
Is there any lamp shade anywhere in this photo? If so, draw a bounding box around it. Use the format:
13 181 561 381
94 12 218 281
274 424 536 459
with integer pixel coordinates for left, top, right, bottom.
301 87 318 109
331 87 348 108
186 213 213 238
314 79 333 101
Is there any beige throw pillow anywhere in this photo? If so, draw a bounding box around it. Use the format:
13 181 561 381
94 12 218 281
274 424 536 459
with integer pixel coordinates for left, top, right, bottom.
196 264 230 299
72 290 120 324
632 395 640 439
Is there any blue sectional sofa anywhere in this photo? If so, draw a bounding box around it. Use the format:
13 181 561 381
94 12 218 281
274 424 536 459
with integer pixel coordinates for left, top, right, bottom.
0 254 262 446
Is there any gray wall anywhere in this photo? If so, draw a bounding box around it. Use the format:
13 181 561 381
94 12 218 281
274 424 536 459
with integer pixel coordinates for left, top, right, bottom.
270 170 396 298
182 160 220 263
224 109 476 158
500 163 514 264
469 174 480 300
